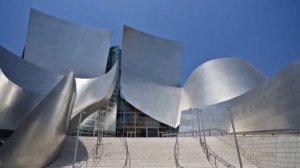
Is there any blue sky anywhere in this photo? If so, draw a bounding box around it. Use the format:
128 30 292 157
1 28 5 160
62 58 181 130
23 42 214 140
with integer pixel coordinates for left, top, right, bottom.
0 0 299 85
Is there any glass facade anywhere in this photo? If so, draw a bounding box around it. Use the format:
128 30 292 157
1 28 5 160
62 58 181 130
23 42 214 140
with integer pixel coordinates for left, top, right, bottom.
116 97 177 137
78 46 120 137
79 86 119 137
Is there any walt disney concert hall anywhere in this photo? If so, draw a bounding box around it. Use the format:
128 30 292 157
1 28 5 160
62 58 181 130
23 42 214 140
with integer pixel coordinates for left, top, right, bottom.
0 9 299 168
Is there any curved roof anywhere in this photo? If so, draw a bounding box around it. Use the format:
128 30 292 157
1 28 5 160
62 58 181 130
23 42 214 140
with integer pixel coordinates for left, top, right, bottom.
181 57 267 110
180 60 300 133
121 26 268 128
24 9 112 78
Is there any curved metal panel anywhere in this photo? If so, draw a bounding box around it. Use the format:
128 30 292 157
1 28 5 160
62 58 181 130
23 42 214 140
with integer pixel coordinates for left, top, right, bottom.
121 25 183 127
0 69 42 130
68 63 118 133
181 57 267 110
121 67 181 128
72 62 118 116
180 60 300 133
0 71 76 168
122 25 183 86
0 46 62 130
24 9 112 78
0 46 63 94
0 46 118 133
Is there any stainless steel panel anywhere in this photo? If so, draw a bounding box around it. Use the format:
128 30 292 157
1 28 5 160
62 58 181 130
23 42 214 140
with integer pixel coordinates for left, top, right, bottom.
0 69 42 130
0 46 63 94
0 71 76 168
181 57 267 111
72 63 118 116
180 60 300 133
121 67 181 128
0 45 118 132
24 9 112 78
228 60 300 132
121 25 183 127
0 10 117 166
122 25 183 86
0 46 62 130
68 63 118 133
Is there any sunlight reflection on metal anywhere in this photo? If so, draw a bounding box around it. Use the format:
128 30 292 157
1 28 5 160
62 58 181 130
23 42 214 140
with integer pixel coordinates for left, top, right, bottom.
180 57 267 111
24 9 112 78
121 25 183 127
180 60 300 133
0 71 76 168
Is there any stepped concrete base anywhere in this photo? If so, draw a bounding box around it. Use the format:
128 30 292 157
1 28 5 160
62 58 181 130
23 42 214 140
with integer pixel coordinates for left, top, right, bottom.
48 136 259 168
126 138 175 168
48 137 125 168
206 136 258 168
177 137 212 168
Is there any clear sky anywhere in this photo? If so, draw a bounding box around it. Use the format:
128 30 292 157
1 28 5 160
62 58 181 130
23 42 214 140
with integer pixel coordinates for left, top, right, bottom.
0 0 299 85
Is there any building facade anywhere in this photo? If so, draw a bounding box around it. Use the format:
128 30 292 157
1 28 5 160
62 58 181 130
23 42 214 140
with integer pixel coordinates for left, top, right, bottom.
0 9 300 168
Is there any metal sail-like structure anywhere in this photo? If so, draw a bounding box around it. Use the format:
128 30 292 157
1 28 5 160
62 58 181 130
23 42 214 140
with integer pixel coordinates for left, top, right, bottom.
0 71 76 168
0 9 118 167
0 8 300 168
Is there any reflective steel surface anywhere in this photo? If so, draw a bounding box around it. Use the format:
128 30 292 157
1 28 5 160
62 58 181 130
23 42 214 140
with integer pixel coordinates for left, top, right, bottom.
121 26 183 127
0 71 76 168
0 46 62 130
0 45 118 132
122 25 183 86
68 63 119 133
0 69 42 130
24 9 112 78
180 60 300 133
121 67 181 128
0 8 299 167
72 63 118 116
0 46 63 94
181 57 267 111
0 9 117 167
120 26 268 128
